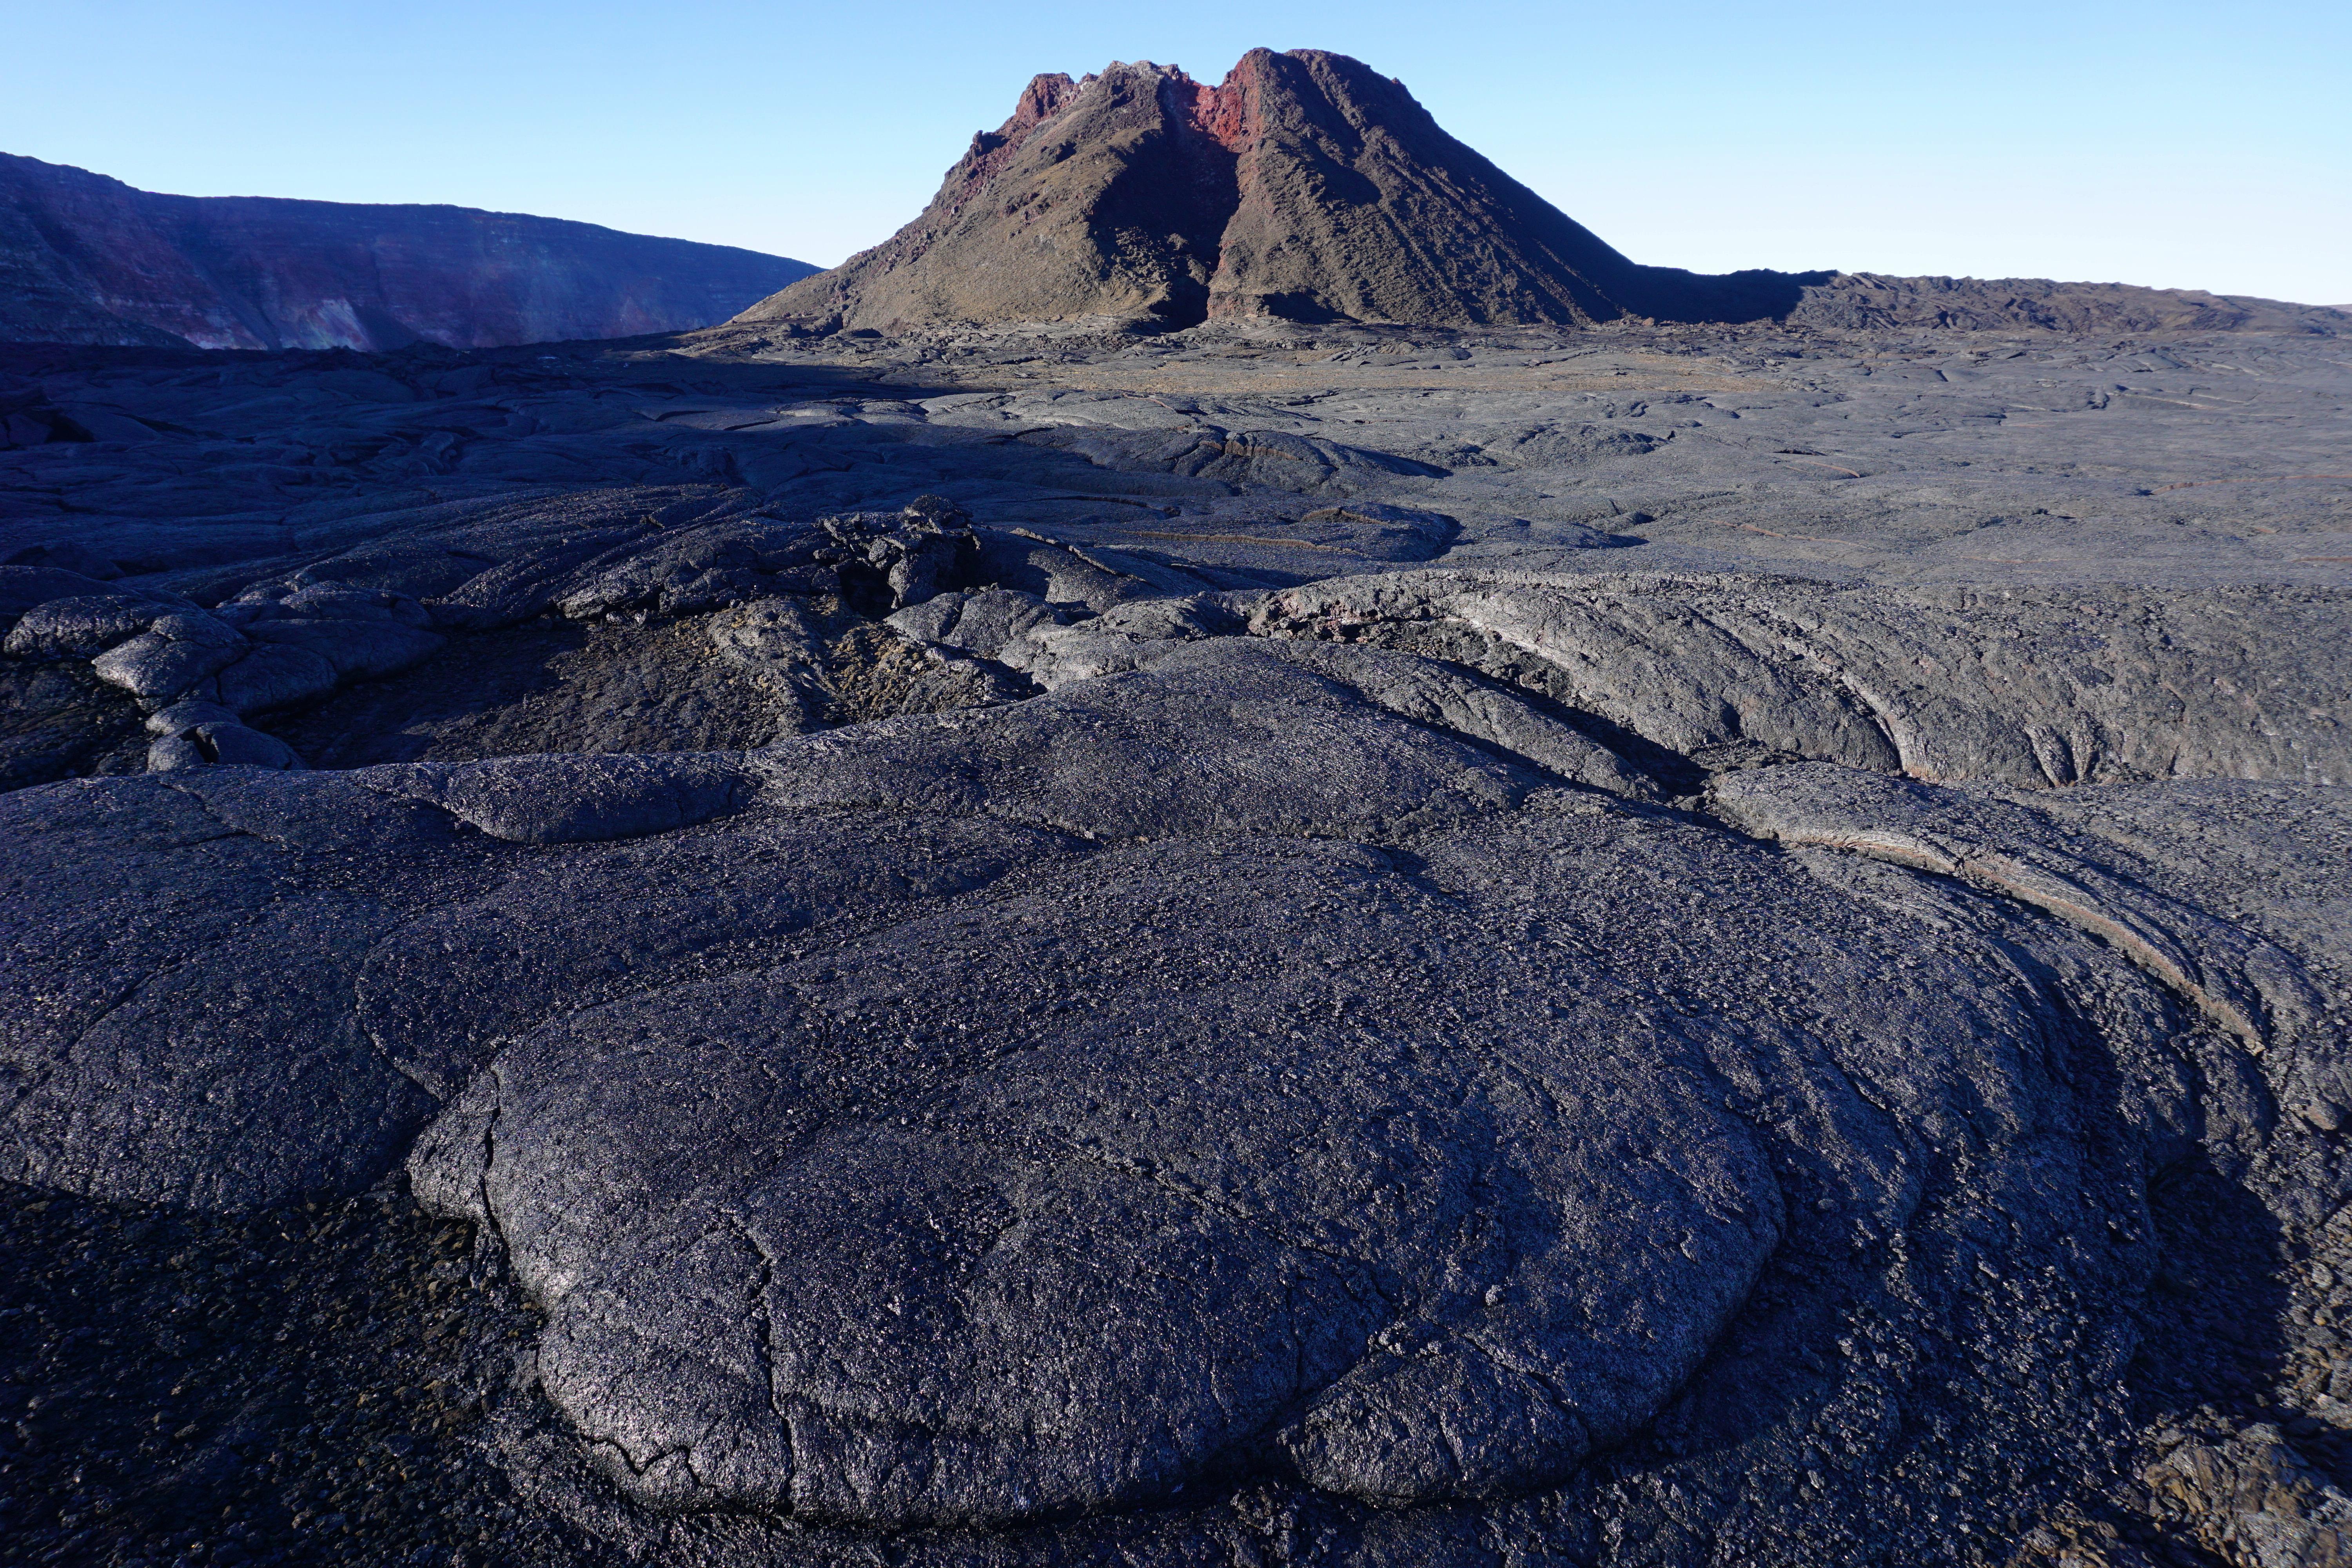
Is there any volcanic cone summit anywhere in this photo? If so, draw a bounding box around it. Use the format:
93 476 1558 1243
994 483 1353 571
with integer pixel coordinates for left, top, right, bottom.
739 49 1809 331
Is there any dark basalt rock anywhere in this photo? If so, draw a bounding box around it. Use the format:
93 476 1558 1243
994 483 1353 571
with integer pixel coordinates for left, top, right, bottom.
1252 570 2352 789
403 808 2203 1527
815 494 983 611
3 294 2350 1567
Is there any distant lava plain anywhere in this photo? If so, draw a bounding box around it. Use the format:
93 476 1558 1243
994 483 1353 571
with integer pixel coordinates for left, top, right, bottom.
2 45 2351 1568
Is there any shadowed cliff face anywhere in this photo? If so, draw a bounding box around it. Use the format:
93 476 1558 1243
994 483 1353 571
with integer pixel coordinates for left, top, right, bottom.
0 152 818 351
740 48 1825 332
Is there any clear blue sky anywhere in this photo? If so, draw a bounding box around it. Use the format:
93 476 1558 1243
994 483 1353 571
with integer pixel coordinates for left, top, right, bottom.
4 1 2345 303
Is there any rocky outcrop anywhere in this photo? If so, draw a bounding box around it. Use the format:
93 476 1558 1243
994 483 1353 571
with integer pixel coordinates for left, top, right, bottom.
739 49 1816 332
0 152 816 350
2145 1426 2352 1566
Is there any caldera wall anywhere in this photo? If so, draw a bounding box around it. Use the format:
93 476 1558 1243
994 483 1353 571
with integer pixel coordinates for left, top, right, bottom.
0 152 817 351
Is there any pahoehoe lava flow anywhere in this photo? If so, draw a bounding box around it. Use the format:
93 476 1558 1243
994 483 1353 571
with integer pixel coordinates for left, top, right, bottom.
4 45 2351 1568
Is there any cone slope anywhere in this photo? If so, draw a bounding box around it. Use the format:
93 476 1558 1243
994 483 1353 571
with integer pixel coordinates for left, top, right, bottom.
740 49 1804 332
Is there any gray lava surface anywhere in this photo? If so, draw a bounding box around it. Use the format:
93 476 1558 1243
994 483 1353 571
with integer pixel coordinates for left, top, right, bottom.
2 314 2349 1568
